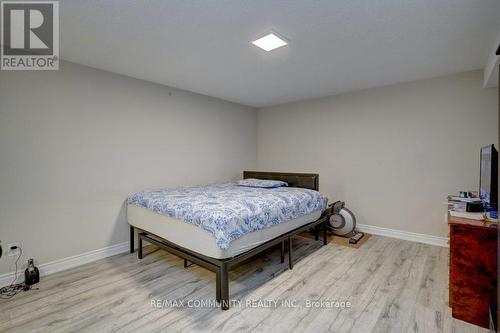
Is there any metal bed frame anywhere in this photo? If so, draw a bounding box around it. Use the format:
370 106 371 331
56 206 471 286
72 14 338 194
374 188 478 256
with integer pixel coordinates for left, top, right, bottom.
129 171 328 310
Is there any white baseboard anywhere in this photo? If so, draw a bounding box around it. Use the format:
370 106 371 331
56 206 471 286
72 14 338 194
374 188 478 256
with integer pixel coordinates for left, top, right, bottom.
357 224 449 248
0 224 448 287
0 241 130 288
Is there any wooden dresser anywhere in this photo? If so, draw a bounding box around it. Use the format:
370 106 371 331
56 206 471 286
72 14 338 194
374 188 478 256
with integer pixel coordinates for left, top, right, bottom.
448 214 498 328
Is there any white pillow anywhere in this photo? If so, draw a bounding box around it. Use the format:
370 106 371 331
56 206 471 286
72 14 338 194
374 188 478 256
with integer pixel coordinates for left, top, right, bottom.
236 178 288 188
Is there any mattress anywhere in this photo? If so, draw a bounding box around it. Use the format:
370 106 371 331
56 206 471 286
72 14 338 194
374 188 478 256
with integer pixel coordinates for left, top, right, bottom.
128 203 322 259
127 182 325 249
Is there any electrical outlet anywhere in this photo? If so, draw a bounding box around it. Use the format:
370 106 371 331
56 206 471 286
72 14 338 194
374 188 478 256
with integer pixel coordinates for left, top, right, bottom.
7 243 20 257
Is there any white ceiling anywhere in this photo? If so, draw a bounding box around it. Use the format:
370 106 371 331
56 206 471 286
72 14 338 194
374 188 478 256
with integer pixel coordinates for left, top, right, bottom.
61 0 500 107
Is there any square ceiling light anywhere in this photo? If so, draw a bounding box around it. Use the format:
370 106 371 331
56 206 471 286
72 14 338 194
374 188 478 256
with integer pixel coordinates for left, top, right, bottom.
252 33 287 51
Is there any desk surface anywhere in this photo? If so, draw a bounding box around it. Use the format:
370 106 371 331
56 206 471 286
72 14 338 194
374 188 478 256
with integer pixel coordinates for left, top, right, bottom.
448 213 498 230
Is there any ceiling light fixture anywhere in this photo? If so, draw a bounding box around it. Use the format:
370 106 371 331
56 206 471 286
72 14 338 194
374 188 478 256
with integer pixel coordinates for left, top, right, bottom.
252 33 287 52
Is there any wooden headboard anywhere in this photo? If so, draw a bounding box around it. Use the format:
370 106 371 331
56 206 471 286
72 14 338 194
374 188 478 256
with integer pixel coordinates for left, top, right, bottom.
243 171 319 191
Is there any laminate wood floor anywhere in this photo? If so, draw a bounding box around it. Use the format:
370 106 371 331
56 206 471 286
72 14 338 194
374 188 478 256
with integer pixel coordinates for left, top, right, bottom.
0 235 487 333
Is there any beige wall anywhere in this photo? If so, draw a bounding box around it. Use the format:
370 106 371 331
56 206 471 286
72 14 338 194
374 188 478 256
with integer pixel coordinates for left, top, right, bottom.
257 71 497 237
1 66 496 277
0 61 257 275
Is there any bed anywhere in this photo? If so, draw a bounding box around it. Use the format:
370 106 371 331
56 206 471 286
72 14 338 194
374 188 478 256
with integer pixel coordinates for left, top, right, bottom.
127 171 328 309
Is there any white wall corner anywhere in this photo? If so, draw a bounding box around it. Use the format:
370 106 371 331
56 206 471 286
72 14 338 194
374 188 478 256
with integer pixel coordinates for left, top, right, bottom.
483 30 500 88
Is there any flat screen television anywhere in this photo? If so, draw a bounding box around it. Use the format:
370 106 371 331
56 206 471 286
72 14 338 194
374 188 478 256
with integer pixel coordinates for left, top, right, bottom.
479 144 498 209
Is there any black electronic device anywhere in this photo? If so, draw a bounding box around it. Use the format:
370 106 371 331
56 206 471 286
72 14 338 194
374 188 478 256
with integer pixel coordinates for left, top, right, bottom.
24 259 40 286
466 201 484 212
479 145 498 209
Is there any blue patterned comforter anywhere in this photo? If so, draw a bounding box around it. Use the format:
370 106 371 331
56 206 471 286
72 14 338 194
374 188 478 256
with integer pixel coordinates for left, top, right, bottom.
127 182 325 249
